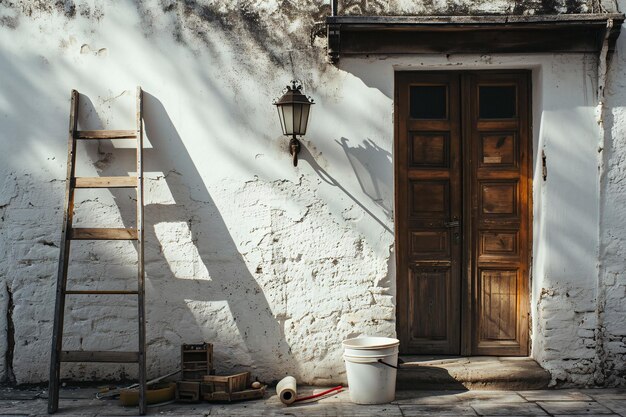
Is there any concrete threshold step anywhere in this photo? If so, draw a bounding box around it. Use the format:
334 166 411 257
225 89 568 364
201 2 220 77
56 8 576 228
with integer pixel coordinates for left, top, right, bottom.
397 356 551 390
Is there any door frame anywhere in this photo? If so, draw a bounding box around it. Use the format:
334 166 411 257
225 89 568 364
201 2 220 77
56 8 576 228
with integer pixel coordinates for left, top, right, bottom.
394 69 533 356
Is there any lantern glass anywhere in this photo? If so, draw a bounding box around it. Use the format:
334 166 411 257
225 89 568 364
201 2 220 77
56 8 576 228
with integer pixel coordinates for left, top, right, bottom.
282 105 294 135
299 104 310 135
276 107 287 135
274 82 314 137
292 103 303 134
276 102 312 136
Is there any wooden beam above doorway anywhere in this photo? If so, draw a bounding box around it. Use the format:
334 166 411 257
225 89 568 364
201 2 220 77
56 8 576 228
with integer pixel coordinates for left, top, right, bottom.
326 13 624 63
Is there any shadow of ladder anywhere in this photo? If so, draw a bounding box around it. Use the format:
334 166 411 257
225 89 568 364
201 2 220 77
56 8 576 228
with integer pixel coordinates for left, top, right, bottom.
47 88 147 415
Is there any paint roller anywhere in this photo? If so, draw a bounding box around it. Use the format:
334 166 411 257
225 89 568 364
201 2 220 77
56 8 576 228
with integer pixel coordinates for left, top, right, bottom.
276 376 343 405
276 376 297 405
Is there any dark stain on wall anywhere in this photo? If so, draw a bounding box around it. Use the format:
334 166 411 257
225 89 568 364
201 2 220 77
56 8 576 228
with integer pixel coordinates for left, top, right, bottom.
336 0 594 15
1 0 600 87
1 0 600 24
1 0 104 20
0 15 19 29
540 0 561 14
133 0 326 72
565 0 587 13
3 284 15 385
56 0 76 18
446 2 472 16
341 0 388 15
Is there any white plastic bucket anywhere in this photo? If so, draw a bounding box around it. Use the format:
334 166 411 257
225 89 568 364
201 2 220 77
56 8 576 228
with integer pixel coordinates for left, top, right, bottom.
342 336 399 404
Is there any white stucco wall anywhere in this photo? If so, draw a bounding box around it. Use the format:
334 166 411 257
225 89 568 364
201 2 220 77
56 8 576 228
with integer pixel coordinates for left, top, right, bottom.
530 55 604 386
598 0 626 388
0 0 396 385
0 0 625 386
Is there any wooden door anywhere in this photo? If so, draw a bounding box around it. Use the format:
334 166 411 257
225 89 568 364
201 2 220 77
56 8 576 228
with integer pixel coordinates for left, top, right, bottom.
395 71 530 356
466 72 530 356
395 72 463 355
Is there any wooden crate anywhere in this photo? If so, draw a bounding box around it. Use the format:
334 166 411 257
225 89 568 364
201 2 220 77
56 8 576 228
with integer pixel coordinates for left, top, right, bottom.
201 372 250 395
181 342 214 381
176 381 200 403
203 386 266 402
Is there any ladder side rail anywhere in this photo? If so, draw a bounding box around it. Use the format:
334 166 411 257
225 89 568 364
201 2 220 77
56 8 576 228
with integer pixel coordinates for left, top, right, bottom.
48 90 80 414
136 86 147 416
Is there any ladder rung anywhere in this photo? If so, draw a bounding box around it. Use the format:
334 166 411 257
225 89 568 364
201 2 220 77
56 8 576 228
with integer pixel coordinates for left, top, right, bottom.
75 130 137 139
60 351 139 363
66 290 139 295
70 228 138 240
74 177 138 188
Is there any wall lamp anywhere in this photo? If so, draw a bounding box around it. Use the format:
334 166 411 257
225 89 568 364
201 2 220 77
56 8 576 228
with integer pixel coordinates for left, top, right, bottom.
274 81 314 167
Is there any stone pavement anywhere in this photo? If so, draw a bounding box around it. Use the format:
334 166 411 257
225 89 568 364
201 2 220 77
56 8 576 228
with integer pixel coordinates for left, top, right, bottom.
1 386 625 416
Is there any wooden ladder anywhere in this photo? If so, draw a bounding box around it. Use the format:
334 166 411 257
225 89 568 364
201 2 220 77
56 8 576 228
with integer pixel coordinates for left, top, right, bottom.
48 88 146 415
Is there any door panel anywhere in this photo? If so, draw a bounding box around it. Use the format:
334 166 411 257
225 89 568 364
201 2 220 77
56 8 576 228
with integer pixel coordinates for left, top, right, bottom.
410 133 449 167
480 181 518 215
396 72 462 355
479 269 519 342
396 71 530 356
409 267 451 340
469 73 530 356
480 133 517 168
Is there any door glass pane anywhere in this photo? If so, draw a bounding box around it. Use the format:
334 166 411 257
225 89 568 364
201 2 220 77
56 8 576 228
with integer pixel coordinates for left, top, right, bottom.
410 85 447 119
479 86 516 119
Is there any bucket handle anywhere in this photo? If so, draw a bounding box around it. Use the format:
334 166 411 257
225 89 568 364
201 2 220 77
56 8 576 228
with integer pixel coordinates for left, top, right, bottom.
343 355 404 369
377 359 399 369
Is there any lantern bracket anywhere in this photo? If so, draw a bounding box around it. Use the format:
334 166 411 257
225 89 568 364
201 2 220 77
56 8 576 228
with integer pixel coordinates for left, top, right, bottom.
290 136 301 167
273 80 314 167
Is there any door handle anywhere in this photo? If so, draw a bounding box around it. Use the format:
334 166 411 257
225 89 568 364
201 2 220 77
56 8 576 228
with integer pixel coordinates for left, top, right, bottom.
444 220 461 244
